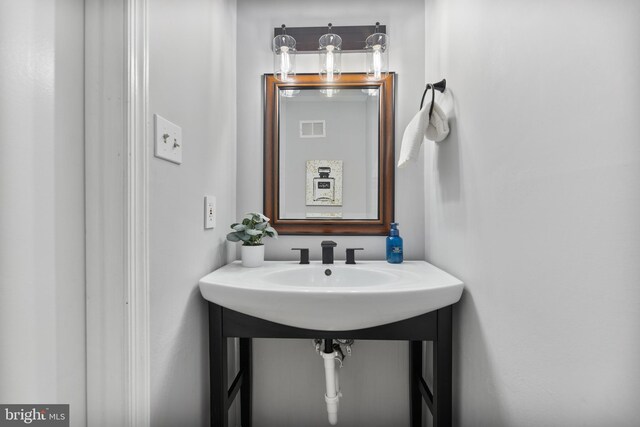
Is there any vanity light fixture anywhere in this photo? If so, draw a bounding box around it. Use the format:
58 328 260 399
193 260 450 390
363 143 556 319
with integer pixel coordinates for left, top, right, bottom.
273 24 296 81
365 22 389 80
270 23 388 86
318 23 342 82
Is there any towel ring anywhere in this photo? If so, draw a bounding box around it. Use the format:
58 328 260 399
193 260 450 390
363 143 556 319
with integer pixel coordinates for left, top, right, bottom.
419 79 447 121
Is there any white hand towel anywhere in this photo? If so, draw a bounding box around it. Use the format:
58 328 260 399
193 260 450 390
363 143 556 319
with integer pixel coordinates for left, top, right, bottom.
425 101 450 143
397 99 449 168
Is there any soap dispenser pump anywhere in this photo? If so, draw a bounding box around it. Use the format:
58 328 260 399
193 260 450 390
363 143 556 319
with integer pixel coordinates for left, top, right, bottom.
386 223 403 264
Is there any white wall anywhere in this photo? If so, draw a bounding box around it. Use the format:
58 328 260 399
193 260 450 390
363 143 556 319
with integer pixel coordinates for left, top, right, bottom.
0 1 86 426
237 0 425 425
424 0 640 425
148 0 237 426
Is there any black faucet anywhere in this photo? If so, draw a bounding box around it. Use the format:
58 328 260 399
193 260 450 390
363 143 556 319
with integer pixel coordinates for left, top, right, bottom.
291 248 310 264
321 240 337 264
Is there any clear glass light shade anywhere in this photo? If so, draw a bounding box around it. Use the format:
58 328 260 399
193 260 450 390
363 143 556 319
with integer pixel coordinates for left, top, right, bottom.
365 33 389 80
280 89 300 98
361 88 379 96
273 34 296 81
320 88 341 97
319 33 342 82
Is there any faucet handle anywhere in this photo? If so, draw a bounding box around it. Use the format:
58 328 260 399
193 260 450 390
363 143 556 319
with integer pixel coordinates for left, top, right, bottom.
345 248 364 264
291 248 309 264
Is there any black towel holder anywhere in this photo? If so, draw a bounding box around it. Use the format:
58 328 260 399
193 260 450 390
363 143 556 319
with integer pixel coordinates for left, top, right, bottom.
420 79 447 120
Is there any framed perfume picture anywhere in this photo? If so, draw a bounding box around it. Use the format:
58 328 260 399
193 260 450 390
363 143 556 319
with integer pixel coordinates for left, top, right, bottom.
305 160 343 206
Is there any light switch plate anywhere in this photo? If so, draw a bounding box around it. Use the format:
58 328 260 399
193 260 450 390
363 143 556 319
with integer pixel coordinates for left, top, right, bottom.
204 196 216 229
154 114 182 164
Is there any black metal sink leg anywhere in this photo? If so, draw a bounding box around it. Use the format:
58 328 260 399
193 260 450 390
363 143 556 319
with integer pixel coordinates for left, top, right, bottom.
434 305 452 426
410 340 423 427
209 303 228 427
240 337 252 426
409 305 453 427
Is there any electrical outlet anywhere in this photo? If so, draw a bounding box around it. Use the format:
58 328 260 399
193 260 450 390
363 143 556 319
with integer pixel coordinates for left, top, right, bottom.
204 196 216 229
154 114 182 164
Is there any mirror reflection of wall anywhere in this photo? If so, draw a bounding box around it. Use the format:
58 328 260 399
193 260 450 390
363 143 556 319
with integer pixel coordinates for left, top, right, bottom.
278 88 379 220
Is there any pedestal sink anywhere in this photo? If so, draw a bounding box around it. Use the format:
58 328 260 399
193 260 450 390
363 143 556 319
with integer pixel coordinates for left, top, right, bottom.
199 261 463 331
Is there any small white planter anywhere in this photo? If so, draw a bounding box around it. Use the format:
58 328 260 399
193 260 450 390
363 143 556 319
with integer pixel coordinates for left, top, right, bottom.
241 244 264 268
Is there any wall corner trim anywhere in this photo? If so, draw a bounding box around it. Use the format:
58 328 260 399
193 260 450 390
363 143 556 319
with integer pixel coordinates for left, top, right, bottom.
85 0 150 425
124 0 151 425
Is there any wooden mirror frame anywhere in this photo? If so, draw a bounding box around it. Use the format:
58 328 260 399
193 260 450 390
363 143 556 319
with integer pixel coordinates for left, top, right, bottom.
264 72 395 235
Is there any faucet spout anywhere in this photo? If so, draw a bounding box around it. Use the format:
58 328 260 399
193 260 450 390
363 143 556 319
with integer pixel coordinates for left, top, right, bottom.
321 240 337 264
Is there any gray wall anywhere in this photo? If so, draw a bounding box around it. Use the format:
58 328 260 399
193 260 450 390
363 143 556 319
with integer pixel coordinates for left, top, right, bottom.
148 0 238 426
237 0 425 425
424 0 640 425
0 1 86 426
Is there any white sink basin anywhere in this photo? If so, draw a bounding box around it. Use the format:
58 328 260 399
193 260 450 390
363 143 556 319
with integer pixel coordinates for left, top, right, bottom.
199 261 463 331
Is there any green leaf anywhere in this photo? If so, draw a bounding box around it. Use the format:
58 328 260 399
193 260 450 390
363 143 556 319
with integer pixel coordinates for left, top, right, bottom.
265 227 278 238
248 212 266 221
231 213 272 240
226 232 241 242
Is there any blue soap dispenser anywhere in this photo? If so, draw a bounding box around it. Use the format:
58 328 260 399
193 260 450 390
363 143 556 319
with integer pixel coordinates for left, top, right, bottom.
386 223 403 264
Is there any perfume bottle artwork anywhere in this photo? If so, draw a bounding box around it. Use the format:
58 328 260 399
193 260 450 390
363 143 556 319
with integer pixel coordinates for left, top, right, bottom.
313 167 335 202
306 160 343 207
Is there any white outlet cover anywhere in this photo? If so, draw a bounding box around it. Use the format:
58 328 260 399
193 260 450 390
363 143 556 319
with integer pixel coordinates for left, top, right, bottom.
154 114 182 164
205 195 216 229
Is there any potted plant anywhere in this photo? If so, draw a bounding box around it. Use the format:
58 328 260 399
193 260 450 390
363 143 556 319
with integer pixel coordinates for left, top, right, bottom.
226 212 278 267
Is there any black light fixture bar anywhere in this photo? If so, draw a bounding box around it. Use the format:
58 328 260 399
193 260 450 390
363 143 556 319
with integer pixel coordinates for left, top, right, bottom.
273 24 387 53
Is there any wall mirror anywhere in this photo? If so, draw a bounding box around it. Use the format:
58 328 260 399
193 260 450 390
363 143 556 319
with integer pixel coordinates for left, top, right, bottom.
264 73 395 235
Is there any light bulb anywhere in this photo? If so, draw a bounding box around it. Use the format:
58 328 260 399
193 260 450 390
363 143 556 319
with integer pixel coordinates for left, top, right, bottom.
280 89 300 97
280 46 290 81
318 30 341 81
361 88 378 96
372 45 382 80
326 45 335 81
320 88 340 97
